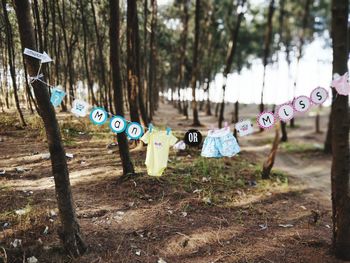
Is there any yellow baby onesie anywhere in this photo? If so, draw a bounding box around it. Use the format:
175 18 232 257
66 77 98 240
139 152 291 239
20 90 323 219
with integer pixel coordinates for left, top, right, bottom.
141 130 178 176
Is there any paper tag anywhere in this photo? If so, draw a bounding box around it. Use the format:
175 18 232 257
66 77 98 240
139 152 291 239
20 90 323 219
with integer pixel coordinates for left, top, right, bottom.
71 99 89 117
235 120 254 136
50 88 66 107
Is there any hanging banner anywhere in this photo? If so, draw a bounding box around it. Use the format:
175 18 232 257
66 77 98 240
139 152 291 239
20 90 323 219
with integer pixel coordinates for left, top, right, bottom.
310 87 328 105
257 112 275 129
110 116 127 133
293 96 311 113
126 122 144 140
277 103 294 122
90 107 108 125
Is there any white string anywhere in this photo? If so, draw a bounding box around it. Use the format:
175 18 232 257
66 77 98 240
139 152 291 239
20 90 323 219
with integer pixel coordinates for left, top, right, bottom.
28 68 256 134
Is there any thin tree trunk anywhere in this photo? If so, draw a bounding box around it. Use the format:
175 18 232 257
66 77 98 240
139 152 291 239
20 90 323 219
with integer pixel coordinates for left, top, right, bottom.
56 0 75 106
262 123 280 179
143 0 149 116
205 78 212 116
2 0 26 126
280 121 288 142
190 0 201 126
330 0 350 259
148 0 157 121
260 0 275 125
109 0 135 176
79 0 97 106
315 106 321 133
218 0 246 128
12 0 86 257
135 0 149 126
127 0 141 123
177 0 189 115
290 0 313 128
90 0 108 109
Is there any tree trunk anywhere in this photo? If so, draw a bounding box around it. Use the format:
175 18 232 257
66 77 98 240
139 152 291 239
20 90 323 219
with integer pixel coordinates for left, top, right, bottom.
324 107 333 153
134 2 149 126
127 0 141 123
280 121 288 142
262 123 280 179
2 0 26 127
148 0 157 122
330 0 350 259
205 78 212 116
143 0 149 117
260 0 275 124
12 0 86 257
218 0 246 128
290 0 313 128
190 0 201 126
110 0 135 176
79 0 97 106
177 0 189 116
232 101 239 123
315 106 321 133
90 0 109 109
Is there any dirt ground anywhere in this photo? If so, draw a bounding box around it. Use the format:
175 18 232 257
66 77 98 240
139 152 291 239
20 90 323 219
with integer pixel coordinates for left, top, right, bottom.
0 102 346 263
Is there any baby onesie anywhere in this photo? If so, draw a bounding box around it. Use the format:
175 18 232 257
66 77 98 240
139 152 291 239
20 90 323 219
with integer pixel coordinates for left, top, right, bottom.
141 130 178 176
201 128 240 158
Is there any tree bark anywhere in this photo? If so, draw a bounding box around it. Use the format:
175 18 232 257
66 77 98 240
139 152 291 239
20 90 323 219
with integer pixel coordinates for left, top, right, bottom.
330 0 350 259
127 0 141 123
290 0 313 128
12 0 86 257
190 0 201 126
2 0 26 127
109 0 135 176
90 0 108 109
259 0 275 123
218 0 246 128
262 123 280 179
79 0 97 106
280 121 288 142
176 0 189 115
148 0 157 121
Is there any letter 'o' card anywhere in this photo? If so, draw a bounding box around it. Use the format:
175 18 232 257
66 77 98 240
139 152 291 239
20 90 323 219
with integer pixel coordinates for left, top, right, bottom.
235 120 254 137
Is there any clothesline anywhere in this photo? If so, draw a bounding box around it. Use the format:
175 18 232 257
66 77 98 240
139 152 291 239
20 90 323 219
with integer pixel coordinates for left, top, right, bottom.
29 70 256 135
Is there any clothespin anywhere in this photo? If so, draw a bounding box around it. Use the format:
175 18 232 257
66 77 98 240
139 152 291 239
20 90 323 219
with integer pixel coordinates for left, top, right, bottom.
148 123 153 133
166 127 171 135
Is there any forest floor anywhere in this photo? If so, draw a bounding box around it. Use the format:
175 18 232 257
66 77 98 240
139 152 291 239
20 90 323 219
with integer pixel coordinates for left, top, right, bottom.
0 101 345 263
